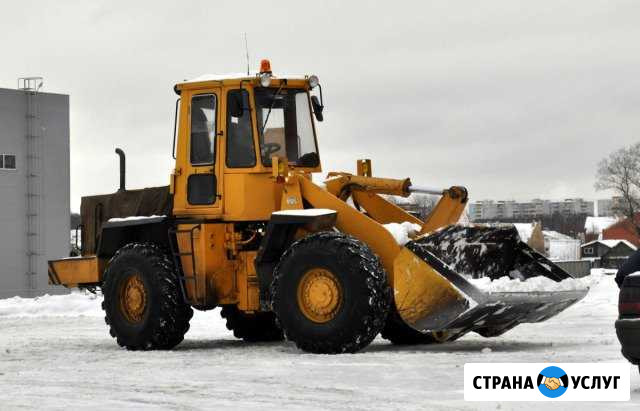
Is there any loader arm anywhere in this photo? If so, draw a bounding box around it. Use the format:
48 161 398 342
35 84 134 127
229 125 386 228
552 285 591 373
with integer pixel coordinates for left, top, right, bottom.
321 171 468 233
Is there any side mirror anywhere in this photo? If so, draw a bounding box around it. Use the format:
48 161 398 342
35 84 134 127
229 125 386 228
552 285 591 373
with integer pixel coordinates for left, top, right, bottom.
230 93 244 118
311 95 324 122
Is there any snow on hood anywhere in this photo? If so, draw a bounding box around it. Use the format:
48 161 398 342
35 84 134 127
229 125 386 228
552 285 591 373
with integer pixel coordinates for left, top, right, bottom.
0 292 102 318
108 215 166 223
272 208 336 217
182 73 310 84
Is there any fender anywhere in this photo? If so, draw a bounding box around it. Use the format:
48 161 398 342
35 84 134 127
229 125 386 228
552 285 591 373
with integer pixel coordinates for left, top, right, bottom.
254 209 337 309
97 216 172 258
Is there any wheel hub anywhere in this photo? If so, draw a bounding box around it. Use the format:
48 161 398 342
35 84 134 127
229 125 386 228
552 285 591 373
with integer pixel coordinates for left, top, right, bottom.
432 330 450 342
119 273 147 323
297 268 342 323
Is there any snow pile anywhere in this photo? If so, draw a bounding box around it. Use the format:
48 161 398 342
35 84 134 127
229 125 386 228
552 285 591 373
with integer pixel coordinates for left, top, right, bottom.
108 215 165 223
468 270 602 293
513 223 534 243
0 292 103 318
383 222 422 245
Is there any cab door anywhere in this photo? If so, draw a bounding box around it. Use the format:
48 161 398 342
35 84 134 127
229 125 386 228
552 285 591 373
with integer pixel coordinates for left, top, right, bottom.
173 88 223 217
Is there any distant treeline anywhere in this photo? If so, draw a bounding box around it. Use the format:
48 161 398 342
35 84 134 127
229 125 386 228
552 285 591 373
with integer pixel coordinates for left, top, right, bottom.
71 212 81 229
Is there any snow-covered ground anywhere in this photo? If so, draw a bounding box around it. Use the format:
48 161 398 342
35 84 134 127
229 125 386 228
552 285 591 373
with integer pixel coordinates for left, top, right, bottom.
0 270 638 410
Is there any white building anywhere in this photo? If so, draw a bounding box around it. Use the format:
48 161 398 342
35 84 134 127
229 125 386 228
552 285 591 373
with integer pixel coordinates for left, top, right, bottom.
469 198 595 221
584 216 618 240
542 230 581 261
0 80 70 298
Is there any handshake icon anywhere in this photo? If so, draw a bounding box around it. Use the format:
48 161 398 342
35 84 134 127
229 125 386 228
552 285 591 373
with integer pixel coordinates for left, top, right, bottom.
543 377 563 391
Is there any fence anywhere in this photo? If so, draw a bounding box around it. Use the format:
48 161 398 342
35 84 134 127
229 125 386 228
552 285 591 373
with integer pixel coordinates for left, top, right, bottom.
554 260 592 278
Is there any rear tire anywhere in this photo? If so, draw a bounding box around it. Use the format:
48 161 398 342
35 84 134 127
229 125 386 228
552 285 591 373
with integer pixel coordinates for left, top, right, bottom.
220 305 283 342
102 242 193 350
271 232 390 354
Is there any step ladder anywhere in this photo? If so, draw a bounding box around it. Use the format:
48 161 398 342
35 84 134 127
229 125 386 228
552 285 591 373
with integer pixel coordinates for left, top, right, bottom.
168 224 202 306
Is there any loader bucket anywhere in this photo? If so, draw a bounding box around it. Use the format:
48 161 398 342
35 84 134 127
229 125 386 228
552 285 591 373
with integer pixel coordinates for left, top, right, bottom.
392 225 589 340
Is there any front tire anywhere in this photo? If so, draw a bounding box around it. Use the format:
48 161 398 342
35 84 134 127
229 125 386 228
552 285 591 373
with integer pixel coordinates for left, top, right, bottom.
271 232 390 354
102 243 193 350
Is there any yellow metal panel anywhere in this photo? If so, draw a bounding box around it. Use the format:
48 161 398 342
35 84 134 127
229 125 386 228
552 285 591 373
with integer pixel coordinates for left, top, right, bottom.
279 177 304 211
420 188 467 234
223 173 279 220
175 223 260 309
392 248 465 326
172 86 224 218
48 256 104 287
177 223 232 306
236 251 260 311
356 159 372 177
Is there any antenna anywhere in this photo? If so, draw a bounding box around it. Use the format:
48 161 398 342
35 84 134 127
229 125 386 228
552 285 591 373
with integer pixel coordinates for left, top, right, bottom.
244 32 250 75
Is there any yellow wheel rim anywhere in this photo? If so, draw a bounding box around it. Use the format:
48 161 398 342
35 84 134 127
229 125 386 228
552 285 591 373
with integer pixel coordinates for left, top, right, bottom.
432 330 451 343
297 268 343 323
119 273 147 324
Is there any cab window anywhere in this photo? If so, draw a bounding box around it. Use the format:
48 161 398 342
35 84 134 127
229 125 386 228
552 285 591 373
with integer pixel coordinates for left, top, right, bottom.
190 94 216 165
255 88 319 167
226 89 256 168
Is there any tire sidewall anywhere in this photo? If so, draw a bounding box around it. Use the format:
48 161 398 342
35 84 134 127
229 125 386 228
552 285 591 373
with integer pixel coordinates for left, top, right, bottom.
274 234 387 347
104 250 162 347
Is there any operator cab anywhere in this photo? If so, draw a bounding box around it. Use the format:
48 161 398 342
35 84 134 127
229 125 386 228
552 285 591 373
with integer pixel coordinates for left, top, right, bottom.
171 59 325 219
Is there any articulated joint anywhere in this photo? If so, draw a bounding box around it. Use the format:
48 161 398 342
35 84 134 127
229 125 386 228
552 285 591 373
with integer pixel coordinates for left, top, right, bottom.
445 186 468 202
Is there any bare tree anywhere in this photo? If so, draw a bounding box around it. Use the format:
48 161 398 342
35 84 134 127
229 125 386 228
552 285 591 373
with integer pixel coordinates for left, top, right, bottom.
595 142 640 234
411 194 438 220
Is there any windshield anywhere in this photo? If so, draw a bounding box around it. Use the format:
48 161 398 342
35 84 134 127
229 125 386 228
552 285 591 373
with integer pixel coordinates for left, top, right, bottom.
254 87 319 167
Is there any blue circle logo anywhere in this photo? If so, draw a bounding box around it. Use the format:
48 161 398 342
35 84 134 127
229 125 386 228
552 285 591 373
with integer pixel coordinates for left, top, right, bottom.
537 366 568 398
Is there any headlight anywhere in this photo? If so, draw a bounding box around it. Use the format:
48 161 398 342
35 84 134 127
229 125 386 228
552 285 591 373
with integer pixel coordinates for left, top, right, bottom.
260 73 272 87
308 75 319 89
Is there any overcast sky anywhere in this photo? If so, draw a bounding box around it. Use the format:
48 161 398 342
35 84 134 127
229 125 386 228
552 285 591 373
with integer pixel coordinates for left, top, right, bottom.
1 0 639 211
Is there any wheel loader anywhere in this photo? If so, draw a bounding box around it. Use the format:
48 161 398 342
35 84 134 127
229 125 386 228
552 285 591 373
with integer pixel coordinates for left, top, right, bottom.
49 60 588 353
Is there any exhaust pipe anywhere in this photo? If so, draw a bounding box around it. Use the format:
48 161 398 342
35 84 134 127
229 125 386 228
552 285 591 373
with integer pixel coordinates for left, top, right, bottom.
115 148 125 192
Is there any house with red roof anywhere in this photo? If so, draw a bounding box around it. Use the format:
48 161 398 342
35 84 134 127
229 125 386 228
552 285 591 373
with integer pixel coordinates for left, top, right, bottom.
602 213 640 248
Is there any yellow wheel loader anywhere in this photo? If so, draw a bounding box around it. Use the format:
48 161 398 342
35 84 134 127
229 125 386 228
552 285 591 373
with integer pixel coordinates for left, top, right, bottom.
49 60 588 353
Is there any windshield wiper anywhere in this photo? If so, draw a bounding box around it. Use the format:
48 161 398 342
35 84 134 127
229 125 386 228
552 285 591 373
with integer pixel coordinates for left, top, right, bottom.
260 84 284 137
